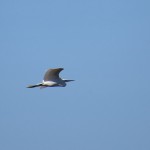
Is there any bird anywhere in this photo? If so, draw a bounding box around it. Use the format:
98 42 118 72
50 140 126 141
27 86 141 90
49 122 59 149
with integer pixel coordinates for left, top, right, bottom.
27 68 74 88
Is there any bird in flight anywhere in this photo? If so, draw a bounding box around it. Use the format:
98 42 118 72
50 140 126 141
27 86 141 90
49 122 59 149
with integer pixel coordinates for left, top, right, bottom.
27 68 74 88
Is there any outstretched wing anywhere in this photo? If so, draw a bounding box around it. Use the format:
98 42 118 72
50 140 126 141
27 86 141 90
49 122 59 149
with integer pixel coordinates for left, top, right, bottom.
43 68 64 81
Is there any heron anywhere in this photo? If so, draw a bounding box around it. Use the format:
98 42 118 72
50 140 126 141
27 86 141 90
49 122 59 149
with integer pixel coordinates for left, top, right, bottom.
27 68 74 88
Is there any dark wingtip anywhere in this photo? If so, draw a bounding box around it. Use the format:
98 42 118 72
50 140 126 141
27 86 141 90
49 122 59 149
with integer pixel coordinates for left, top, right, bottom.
64 79 75 82
57 68 64 70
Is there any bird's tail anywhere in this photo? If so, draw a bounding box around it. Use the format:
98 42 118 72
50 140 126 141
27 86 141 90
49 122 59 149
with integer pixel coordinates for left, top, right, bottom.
27 83 42 88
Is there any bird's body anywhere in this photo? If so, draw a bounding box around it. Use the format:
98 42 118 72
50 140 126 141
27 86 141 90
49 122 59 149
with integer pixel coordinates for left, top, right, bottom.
27 68 74 88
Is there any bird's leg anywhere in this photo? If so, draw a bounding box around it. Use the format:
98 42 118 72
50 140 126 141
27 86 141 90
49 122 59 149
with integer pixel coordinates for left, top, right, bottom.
27 83 42 88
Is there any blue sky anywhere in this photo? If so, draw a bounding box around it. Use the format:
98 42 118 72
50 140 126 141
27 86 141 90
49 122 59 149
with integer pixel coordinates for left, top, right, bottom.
0 0 150 150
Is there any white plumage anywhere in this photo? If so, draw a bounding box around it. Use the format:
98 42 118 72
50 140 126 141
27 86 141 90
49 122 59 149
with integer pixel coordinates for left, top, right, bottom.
27 68 74 88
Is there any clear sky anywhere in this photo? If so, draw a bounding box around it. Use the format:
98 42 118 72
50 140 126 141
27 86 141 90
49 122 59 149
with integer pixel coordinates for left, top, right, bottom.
0 0 150 150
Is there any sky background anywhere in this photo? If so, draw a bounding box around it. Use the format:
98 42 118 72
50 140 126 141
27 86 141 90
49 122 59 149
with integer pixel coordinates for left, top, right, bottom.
0 0 150 150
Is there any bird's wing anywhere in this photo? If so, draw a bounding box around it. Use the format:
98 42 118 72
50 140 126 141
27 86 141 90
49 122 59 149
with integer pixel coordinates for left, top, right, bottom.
43 68 64 81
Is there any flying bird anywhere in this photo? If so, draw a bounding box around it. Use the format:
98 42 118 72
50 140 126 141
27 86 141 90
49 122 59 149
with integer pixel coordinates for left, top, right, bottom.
27 68 74 88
